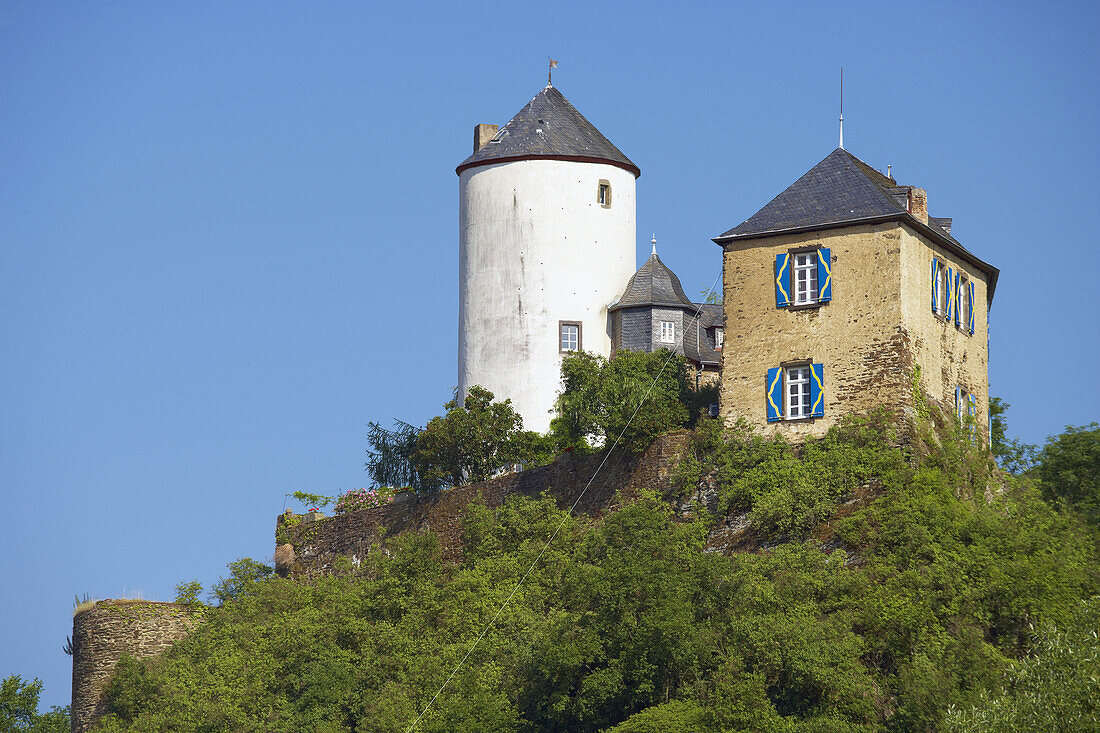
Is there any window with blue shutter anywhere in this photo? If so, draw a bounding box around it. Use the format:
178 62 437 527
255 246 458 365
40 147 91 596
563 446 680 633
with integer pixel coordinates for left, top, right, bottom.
954 271 962 327
809 363 824 417
817 248 831 301
775 254 791 308
945 267 954 321
766 367 783 422
931 258 939 313
777 249 831 308
968 281 975 334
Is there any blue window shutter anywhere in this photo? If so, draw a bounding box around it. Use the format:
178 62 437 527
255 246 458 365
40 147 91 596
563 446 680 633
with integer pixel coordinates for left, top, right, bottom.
817 248 832 301
968 281 975 334
950 269 959 323
968 393 976 418
945 267 954 321
775 254 791 307
766 367 783 422
810 363 825 417
931 259 938 313
955 385 961 418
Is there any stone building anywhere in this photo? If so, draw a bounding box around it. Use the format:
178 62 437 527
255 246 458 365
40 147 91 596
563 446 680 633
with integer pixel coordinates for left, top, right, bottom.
713 147 998 440
610 239 724 389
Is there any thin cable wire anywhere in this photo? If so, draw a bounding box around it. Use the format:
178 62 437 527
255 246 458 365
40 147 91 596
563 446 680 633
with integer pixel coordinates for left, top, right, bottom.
405 270 723 732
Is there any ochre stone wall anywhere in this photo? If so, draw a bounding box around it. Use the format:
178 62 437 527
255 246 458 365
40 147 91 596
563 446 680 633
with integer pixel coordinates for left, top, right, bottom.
71 600 199 732
278 431 691 576
898 223 991 439
720 223 912 439
719 221 991 441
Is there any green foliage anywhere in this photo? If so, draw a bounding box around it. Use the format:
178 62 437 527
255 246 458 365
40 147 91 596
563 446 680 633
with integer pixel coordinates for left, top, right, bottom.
289 491 336 510
989 397 1038 474
551 350 691 453
412 385 549 488
677 411 905 535
209 558 274 606
366 419 438 493
1034 422 1100 529
173 580 203 607
945 595 1100 731
0 676 70 732
98 420 1098 732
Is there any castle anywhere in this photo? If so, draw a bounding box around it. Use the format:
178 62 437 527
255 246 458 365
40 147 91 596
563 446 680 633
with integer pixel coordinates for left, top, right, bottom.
70 82 998 732
457 84 997 439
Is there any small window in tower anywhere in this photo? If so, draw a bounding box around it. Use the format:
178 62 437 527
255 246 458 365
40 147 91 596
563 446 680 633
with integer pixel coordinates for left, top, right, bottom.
560 321 582 353
660 321 675 344
598 180 612 208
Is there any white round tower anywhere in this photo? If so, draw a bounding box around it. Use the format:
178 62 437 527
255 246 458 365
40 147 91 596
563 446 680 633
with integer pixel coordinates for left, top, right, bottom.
457 85 639 433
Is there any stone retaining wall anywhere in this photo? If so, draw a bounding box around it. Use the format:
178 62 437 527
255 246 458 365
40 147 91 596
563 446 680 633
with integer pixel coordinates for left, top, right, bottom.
277 431 691 576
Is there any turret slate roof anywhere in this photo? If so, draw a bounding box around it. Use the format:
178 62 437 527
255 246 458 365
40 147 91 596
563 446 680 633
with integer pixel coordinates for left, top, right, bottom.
456 85 640 178
713 147 998 300
610 252 694 311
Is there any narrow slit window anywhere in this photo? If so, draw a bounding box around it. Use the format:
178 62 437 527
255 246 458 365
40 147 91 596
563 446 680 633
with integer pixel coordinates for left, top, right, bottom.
597 180 611 208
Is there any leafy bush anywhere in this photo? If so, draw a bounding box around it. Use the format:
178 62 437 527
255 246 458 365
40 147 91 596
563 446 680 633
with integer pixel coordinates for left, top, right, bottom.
98 419 1098 732
1034 422 1100 529
676 410 906 535
209 559 274 606
173 580 203 607
412 385 550 488
333 487 394 514
0 676 69 732
551 349 692 453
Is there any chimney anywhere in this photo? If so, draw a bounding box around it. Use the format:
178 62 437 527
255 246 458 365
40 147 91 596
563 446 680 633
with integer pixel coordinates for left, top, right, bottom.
909 187 928 225
473 124 499 153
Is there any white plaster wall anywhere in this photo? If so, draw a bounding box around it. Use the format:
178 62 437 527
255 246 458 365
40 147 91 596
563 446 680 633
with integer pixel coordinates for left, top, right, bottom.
458 159 637 433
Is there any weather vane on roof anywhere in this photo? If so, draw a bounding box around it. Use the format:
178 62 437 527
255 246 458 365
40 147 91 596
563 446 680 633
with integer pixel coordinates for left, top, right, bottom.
548 58 558 86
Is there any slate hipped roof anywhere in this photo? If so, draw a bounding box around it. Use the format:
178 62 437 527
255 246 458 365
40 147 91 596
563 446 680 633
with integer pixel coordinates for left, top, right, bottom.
713 148 998 300
609 252 694 311
456 85 640 178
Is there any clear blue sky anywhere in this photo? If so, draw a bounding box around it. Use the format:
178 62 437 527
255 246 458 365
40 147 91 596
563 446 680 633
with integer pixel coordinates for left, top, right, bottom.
2 0 1097 710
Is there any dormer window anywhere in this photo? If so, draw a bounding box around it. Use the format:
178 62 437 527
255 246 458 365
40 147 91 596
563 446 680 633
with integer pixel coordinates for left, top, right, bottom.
715 328 724 350
597 180 611 208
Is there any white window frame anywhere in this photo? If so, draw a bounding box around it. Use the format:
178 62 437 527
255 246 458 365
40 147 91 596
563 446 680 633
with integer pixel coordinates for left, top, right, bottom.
659 320 675 344
786 365 811 420
793 252 819 305
937 261 949 315
715 328 724 350
957 273 969 331
559 322 581 353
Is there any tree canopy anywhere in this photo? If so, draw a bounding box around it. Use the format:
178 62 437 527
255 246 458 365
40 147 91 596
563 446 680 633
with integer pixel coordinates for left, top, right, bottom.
92 416 1099 732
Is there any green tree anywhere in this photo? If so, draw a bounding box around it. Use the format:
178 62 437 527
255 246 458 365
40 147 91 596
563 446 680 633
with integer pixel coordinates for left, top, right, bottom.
413 386 543 488
551 350 692 453
989 397 1038 474
945 596 1100 732
366 419 439 493
209 558 274 605
1035 422 1100 528
0 676 69 732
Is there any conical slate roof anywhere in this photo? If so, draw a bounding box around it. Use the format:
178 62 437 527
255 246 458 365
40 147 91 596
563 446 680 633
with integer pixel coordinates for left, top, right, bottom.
456 85 640 177
609 252 694 311
716 148 908 239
